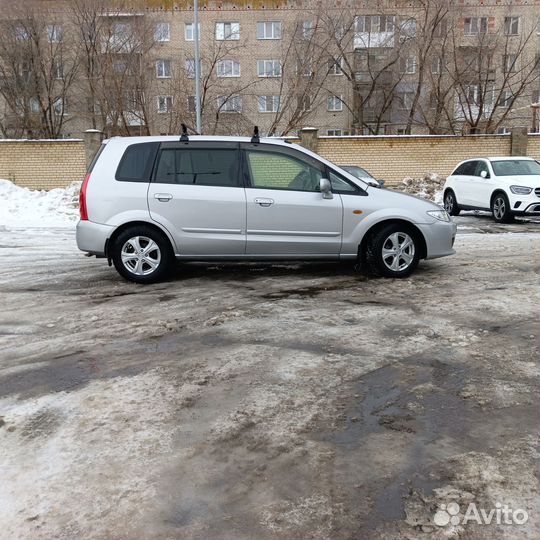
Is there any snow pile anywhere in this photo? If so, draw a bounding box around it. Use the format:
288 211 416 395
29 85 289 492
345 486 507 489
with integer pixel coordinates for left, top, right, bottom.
395 172 444 205
0 179 81 227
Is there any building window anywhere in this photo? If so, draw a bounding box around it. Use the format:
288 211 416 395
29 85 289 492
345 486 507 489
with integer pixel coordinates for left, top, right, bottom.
217 59 240 77
433 19 447 38
464 17 488 36
53 97 67 116
187 95 196 112
215 22 240 40
497 127 510 134
185 58 195 78
157 95 173 113
504 17 519 36
355 15 395 33
297 95 311 112
53 60 64 80
301 21 314 40
328 57 344 75
257 21 282 40
29 97 40 113
397 91 414 110
156 59 171 78
47 24 62 43
431 57 442 74
400 56 417 74
499 90 513 108
155 22 170 42
257 59 282 77
327 129 343 136
327 95 343 112
185 22 200 41
296 59 313 77
217 95 242 113
400 18 417 39
14 25 29 41
503 54 517 73
258 95 280 113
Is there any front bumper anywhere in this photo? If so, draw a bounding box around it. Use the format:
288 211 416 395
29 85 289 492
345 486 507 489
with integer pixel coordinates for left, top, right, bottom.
417 219 457 260
76 220 114 256
508 191 540 215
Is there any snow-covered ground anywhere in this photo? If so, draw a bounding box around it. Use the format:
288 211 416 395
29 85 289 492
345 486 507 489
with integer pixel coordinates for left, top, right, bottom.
0 180 80 228
0 180 539 540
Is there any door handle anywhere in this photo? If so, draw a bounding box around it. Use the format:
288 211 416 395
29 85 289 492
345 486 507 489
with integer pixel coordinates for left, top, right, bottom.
254 197 274 207
154 193 173 202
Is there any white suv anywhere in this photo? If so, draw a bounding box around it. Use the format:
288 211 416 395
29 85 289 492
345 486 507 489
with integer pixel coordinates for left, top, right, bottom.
443 157 540 223
77 135 456 283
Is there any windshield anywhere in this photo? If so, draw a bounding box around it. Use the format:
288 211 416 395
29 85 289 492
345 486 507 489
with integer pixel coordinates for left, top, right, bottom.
491 160 540 176
342 165 375 180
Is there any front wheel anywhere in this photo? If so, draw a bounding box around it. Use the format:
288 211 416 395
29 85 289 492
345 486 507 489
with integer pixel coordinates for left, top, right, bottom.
364 224 421 278
491 193 514 223
444 190 461 216
111 226 174 283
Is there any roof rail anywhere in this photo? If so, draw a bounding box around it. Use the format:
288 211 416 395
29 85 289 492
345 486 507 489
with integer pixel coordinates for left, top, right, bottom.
251 126 260 144
180 124 189 142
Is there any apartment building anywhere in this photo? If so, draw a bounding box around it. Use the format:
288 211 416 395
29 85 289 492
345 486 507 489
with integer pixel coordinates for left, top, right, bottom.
0 0 538 138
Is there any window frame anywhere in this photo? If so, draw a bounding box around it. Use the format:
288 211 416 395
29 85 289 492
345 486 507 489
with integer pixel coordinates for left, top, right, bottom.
151 142 242 187
257 21 282 40
327 94 344 112
115 142 160 183
217 59 241 78
184 22 200 41
504 16 519 36
156 59 172 78
156 95 173 114
257 59 282 78
215 21 240 41
155 22 171 42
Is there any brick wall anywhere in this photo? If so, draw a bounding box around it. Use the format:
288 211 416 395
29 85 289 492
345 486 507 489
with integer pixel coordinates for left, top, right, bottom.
0 140 86 190
0 134 538 190
301 134 540 186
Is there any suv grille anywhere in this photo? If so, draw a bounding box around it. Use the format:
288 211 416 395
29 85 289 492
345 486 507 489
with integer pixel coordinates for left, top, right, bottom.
535 188 540 198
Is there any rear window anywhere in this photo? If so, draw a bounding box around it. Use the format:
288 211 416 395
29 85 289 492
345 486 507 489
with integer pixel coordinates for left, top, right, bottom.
116 142 159 182
153 148 240 187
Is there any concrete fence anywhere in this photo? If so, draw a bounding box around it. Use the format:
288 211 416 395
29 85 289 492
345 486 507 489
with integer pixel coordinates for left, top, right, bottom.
1 129 539 190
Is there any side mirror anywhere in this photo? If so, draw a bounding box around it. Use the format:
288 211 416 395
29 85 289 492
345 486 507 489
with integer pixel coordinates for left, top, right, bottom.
320 178 333 199
480 170 489 178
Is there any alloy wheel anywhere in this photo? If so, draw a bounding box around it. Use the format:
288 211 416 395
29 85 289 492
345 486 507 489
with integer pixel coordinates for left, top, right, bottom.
493 197 505 221
381 232 416 272
121 236 161 276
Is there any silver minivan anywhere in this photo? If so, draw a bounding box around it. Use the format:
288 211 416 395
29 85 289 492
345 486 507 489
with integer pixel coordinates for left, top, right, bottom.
77 135 456 283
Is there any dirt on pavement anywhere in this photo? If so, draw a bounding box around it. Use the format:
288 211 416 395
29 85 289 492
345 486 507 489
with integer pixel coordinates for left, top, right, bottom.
0 213 539 540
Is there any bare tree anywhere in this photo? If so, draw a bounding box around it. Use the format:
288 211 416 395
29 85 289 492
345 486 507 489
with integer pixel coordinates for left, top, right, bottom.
0 3 79 138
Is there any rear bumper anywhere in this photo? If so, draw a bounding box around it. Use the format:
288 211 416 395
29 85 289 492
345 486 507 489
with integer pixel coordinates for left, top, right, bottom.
418 220 457 260
76 220 114 256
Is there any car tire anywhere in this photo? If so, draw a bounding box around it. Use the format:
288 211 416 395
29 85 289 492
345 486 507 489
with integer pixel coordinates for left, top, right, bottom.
491 192 514 223
111 225 174 284
364 223 421 278
444 189 461 216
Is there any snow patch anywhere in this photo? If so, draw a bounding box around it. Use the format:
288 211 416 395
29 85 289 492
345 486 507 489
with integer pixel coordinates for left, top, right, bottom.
0 179 80 228
394 172 444 205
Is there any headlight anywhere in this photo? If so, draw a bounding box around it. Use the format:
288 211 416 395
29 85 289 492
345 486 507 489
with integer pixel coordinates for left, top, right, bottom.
427 210 451 222
510 185 533 195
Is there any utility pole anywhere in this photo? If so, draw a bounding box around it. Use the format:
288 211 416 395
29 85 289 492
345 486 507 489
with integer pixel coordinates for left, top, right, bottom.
194 0 202 134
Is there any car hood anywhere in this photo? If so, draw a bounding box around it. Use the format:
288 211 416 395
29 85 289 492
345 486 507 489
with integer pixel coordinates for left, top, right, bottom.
497 175 540 188
374 187 442 210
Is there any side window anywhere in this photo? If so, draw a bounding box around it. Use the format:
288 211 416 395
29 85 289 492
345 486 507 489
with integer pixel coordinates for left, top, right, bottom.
453 161 478 176
154 148 240 187
116 143 159 182
475 161 490 177
245 150 323 192
329 171 360 193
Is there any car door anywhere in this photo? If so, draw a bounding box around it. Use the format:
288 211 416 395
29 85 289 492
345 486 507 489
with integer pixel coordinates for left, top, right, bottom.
147 142 247 256
242 144 343 256
455 160 478 206
471 160 493 209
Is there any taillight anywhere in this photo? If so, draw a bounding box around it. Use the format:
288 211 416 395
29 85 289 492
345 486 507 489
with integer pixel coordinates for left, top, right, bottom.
80 173 90 221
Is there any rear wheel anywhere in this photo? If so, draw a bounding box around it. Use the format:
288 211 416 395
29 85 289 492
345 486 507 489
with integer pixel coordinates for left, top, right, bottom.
111 226 174 283
444 190 461 216
365 224 421 278
491 192 514 223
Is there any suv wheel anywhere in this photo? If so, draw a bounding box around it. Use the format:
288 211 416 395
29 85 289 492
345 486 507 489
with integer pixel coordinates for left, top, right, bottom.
491 192 514 223
365 224 420 278
111 226 173 283
444 190 461 216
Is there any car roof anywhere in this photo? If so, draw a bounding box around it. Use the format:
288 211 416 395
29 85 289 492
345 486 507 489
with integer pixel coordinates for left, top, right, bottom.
487 156 535 162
